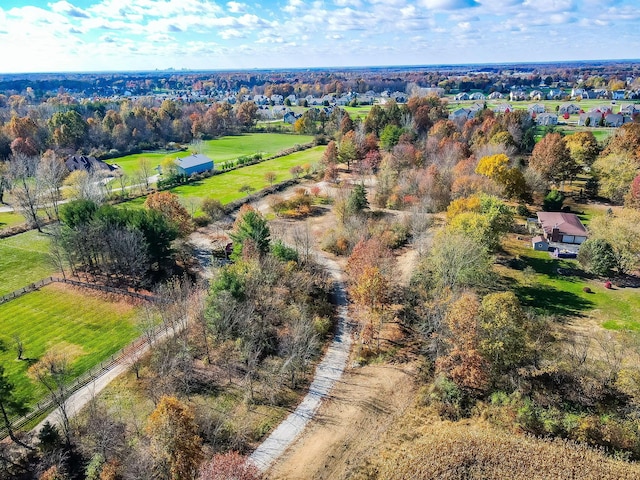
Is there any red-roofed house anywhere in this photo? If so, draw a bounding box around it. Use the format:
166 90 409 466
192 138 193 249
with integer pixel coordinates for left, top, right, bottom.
536 212 588 245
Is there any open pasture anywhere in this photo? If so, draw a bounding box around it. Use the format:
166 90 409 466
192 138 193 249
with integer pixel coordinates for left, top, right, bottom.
105 133 314 179
0 230 55 296
170 146 326 204
0 283 140 406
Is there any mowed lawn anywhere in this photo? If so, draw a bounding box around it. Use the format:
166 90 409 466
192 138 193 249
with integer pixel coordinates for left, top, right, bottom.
0 230 55 296
0 283 140 406
0 210 29 230
105 133 314 178
170 146 326 204
498 236 640 331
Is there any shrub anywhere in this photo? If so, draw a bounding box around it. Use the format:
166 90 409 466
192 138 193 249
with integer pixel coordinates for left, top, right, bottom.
543 189 565 212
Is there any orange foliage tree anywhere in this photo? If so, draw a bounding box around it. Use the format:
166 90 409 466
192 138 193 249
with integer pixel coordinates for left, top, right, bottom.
144 191 194 237
435 292 489 393
146 396 203 480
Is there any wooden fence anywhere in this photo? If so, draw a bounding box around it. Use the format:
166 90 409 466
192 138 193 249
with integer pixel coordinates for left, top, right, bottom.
0 320 176 441
0 277 156 306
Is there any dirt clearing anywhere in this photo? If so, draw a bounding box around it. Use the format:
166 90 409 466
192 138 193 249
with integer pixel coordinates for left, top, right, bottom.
267 362 416 480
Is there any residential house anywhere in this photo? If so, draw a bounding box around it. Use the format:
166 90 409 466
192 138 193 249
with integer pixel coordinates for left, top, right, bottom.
493 103 513 114
546 89 565 100
536 113 558 126
620 103 640 115
558 103 580 115
176 154 214 176
577 111 603 126
604 113 624 127
65 155 115 174
529 90 544 101
536 212 588 245
283 111 300 124
527 103 546 114
509 90 526 101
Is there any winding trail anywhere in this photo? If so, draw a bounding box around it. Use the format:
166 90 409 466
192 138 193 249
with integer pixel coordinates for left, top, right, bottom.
249 253 352 472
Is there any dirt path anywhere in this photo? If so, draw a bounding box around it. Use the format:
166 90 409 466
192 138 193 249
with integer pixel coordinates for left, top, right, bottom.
248 252 353 471
266 362 416 480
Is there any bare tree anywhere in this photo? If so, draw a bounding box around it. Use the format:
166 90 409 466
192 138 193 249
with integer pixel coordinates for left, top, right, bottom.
9 153 43 231
37 152 68 220
27 352 72 445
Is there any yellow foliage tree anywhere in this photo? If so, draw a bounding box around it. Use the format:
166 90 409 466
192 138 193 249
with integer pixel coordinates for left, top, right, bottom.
146 396 203 480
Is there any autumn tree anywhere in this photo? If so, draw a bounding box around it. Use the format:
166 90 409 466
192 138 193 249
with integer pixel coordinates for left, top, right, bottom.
28 352 72 445
475 153 530 201
144 191 194 237
435 292 489 393
588 209 640 274
625 173 640 209
424 231 493 292
338 131 358 171
198 451 261 480
565 131 600 168
146 396 203 480
479 291 531 374
264 171 276 186
592 153 639 204
529 132 577 185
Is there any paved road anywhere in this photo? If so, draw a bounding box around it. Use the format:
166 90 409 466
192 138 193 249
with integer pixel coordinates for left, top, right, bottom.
249 253 352 472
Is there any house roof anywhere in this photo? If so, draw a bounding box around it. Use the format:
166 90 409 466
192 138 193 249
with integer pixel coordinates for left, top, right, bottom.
65 155 114 173
177 154 213 169
536 212 587 237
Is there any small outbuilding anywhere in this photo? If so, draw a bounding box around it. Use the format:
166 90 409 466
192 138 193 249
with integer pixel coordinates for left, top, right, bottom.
176 154 214 176
532 235 549 251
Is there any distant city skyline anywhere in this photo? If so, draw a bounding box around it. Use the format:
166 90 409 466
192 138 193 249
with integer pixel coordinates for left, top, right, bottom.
1 0 639 74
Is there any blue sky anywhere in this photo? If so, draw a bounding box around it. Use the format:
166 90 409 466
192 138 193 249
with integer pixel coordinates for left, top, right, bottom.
1 0 639 73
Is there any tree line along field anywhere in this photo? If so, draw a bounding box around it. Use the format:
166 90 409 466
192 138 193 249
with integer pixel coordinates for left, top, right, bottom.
105 132 315 178
0 283 140 407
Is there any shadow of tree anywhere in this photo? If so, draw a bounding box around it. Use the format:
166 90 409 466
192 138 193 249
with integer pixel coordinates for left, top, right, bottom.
514 283 594 318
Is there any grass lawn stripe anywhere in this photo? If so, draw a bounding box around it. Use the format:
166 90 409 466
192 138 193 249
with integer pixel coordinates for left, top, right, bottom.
0 230 55 296
0 284 140 406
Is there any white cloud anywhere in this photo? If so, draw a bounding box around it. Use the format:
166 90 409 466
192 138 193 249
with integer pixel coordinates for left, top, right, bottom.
220 28 245 39
227 1 247 13
49 1 90 18
522 0 574 13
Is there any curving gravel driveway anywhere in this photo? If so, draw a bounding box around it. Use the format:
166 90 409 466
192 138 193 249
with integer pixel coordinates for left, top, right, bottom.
249 253 352 472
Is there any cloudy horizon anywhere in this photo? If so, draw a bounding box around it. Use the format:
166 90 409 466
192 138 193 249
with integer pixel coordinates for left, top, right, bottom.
1 0 639 74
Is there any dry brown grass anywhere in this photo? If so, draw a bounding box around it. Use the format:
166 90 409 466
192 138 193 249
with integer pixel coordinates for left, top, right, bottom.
348 408 640 480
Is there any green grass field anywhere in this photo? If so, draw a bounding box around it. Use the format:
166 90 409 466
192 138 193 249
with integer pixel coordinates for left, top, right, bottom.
0 230 55 296
0 210 28 229
499 236 640 331
171 146 325 203
0 284 140 406
120 146 326 212
106 133 314 179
